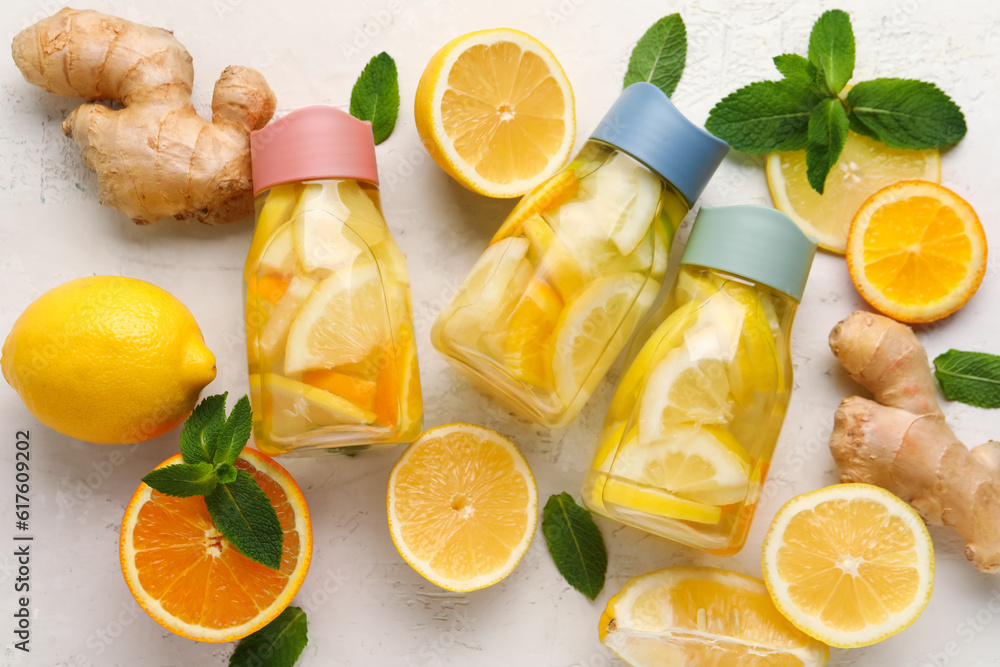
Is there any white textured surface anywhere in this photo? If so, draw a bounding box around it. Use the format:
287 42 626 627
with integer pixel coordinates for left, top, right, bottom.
1 1 999 665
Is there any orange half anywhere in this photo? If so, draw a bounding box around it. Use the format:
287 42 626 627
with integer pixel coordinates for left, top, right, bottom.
846 180 986 323
120 448 312 642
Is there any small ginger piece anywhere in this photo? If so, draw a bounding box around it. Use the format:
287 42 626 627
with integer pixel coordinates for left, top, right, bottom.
11 8 276 224
829 311 1000 572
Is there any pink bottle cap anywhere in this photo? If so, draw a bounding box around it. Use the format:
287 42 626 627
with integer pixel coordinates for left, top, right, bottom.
250 106 379 195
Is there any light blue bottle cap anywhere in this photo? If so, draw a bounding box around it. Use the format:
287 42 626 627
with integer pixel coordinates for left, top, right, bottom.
590 82 729 205
682 205 818 302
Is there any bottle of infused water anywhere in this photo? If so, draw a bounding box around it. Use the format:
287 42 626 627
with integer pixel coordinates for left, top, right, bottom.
432 82 728 428
245 106 422 455
583 205 817 554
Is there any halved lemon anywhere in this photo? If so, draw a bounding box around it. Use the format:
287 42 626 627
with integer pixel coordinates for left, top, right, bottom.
284 261 390 374
120 448 312 642
414 28 575 197
600 566 829 666
762 483 934 648
767 131 940 253
387 423 537 591
846 180 986 323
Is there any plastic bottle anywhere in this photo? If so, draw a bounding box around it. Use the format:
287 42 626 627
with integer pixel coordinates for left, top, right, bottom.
583 205 817 554
245 106 422 455
431 82 729 428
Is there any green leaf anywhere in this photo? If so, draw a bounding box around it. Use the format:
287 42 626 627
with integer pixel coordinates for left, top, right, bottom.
180 393 227 464
805 97 850 194
541 493 607 600
933 350 1000 409
216 462 238 484
807 9 855 94
142 462 218 498
624 14 687 97
230 606 308 667
773 53 817 86
213 395 253 466
350 52 399 144
706 80 824 152
206 471 284 569
846 79 967 149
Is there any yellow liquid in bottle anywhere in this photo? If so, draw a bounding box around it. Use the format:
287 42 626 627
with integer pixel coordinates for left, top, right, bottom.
245 179 422 455
431 142 689 427
582 267 795 554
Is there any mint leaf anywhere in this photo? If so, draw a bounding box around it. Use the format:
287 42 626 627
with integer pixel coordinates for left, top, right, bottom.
807 9 855 94
706 80 823 152
350 52 399 144
805 97 850 194
216 462 238 484
213 395 252 466
773 54 816 86
230 606 307 667
624 14 687 97
180 393 227 464
934 350 1000 409
142 462 218 498
206 470 284 569
847 79 967 149
542 493 607 600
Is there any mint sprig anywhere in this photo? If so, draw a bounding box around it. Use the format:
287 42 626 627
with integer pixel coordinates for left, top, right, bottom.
142 394 284 569
706 9 966 194
350 52 399 144
542 493 607 600
624 14 687 97
230 606 308 667
934 350 1000 409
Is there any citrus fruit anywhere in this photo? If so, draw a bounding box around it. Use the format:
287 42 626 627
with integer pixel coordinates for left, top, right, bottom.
551 272 648 404
610 424 750 506
762 483 934 648
504 277 563 386
414 28 575 197
846 180 986 323
601 479 723 525
300 369 378 412
244 183 300 282
521 214 588 300
492 168 580 241
638 347 734 436
600 566 830 666
251 373 375 444
2 276 216 444
767 130 940 253
120 447 312 642
284 261 390 374
387 423 537 592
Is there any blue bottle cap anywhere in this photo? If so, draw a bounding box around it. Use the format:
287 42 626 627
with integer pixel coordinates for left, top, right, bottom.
682 205 818 302
590 82 729 206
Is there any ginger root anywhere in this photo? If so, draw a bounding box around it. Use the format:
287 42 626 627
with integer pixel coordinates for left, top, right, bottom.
829 311 1000 572
11 8 276 225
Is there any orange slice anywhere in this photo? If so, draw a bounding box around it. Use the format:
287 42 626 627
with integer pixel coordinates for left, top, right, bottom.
762 483 934 648
846 180 986 323
300 369 377 413
600 566 829 666
120 448 312 642
414 28 575 197
387 423 537 591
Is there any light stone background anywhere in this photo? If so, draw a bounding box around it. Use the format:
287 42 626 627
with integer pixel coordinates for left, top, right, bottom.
1 0 999 665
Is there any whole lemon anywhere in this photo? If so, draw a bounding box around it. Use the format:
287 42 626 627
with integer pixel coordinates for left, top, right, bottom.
2 276 217 444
